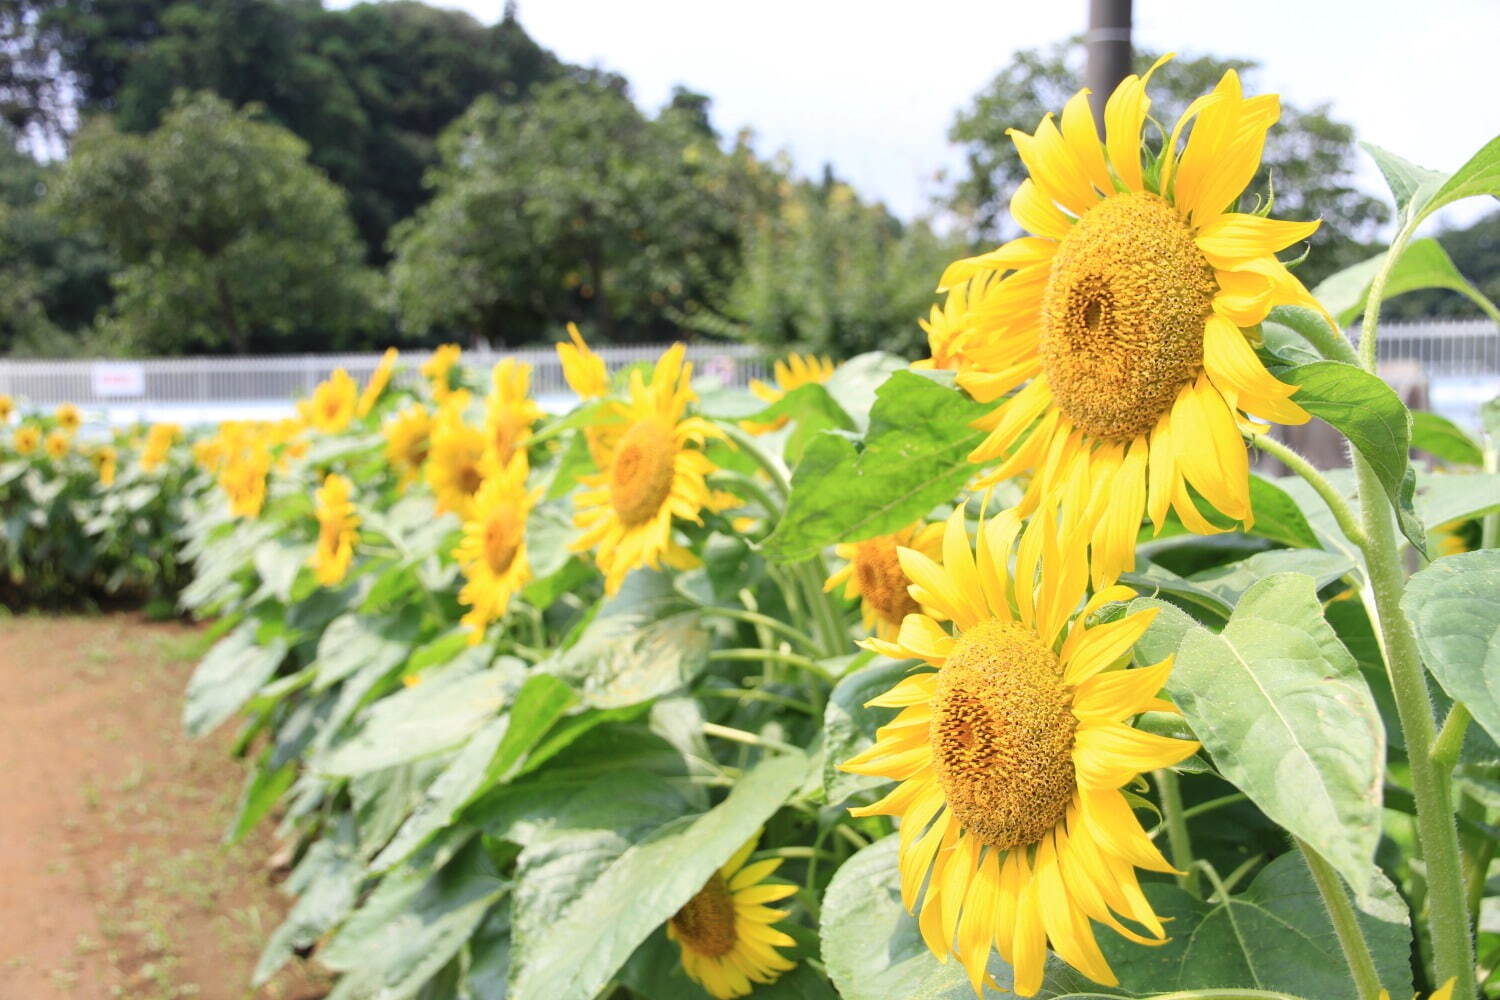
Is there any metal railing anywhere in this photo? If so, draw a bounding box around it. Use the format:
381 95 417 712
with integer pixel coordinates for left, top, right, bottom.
0 343 773 407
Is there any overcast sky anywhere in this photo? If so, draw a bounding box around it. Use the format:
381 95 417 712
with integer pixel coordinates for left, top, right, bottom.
419 0 1498 231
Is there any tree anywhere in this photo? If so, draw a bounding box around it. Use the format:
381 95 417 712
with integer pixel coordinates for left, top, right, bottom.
48 92 379 354
389 78 755 346
945 41 1390 287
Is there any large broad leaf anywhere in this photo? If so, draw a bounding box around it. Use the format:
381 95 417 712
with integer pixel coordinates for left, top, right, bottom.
182 618 289 737
1277 360 1425 554
318 656 524 776
1404 550 1500 746
1247 474 1321 549
821 351 910 433
312 608 422 691
371 674 577 872
319 836 506 997
541 570 711 708
763 371 988 563
1361 141 1449 224
820 835 1089 999
1422 136 1500 225
1097 852 1412 998
253 816 363 985
1313 237 1499 326
509 751 807 1000
1167 573 1384 896
822 656 913 804
741 382 857 465
1411 410 1486 466
1415 471 1500 530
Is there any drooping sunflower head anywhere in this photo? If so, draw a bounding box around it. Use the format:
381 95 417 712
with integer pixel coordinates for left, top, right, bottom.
44 429 69 459
453 451 536 643
947 60 1323 587
484 359 544 467
299 368 359 434
571 344 729 594
826 521 944 640
425 397 487 517
0 394 14 422
90 445 118 485
357 347 399 418
311 472 360 586
742 353 836 434
667 832 797 999
421 343 463 402
557 322 609 400
12 424 39 455
54 403 80 434
384 402 432 487
841 508 1198 995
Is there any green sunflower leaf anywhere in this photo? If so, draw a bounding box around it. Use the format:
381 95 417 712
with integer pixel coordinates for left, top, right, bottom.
1403 550 1500 747
740 381 858 465
508 750 807 1000
1164 572 1385 898
763 370 989 564
1412 410 1486 466
1276 359 1426 555
1313 237 1500 327
1095 851 1412 998
182 616 290 737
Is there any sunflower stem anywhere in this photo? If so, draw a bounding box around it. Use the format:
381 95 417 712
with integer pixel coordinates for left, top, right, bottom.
701 721 800 755
1356 223 1417 374
700 605 821 653
1155 769 1200 898
1296 838 1384 1000
708 648 833 682
1352 448 1476 996
794 558 849 659
696 687 819 716
1249 431 1368 548
720 423 792 499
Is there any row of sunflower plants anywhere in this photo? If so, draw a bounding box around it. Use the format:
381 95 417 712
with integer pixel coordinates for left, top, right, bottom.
0 399 200 608
176 67 1500 1000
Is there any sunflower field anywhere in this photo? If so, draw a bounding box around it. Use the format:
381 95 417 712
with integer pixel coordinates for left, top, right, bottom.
7 66 1500 1000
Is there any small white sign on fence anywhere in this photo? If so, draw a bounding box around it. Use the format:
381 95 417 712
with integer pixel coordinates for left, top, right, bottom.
90 362 146 398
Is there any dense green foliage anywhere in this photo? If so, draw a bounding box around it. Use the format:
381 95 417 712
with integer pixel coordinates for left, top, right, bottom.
49 93 380 354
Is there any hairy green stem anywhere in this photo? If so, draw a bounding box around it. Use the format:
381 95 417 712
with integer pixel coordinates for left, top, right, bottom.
1155 769 1200 898
701 721 800 754
700 605 821 652
1354 451 1475 994
696 687 818 716
1432 703 1471 772
709 647 833 681
1250 431 1368 547
1297 839 1383 1000
1356 226 1416 373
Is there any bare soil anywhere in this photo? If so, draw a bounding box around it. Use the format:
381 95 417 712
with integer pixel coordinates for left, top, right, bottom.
0 613 330 1000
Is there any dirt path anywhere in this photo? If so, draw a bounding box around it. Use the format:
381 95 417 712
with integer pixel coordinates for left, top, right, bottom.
0 613 329 1000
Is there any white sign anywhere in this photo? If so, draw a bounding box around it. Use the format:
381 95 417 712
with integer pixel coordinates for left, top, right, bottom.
90 362 146 398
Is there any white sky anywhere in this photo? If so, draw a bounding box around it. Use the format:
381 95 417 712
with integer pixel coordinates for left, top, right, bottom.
421 0 1499 231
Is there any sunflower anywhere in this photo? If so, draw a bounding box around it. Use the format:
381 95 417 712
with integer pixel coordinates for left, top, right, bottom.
571 344 727 594
299 368 358 434
453 452 537 643
140 423 180 472
45 429 69 459
357 347 399 418
55 403 81 434
484 359 544 466
667 833 797 999
557 322 609 399
825 521 945 640
742 353 836 434
384 403 432 487
91 445 118 485
219 443 272 519
0 395 13 422
840 508 1198 995
915 275 991 372
425 395 487 516
311 473 360 586
12 425 39 455
947 61 1321 587
421 343 463 402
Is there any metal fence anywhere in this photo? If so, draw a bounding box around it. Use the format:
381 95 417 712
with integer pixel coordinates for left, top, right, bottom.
0 343 773 407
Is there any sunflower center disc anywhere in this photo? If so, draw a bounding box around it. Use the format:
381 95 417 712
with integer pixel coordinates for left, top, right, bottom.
610 418 677 526
458 459 483 498
853 536 918 624
930 619 1077 851
1040 191 1218 442
482 506 522 574
670 872 738 958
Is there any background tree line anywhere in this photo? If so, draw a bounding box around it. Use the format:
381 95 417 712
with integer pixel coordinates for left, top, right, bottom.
0 0 1492 358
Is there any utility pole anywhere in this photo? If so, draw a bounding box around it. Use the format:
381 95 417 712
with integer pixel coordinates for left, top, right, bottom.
1084 0 1132 132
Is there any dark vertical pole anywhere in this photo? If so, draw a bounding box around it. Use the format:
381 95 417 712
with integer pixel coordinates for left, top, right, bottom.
1085 0 1132 132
